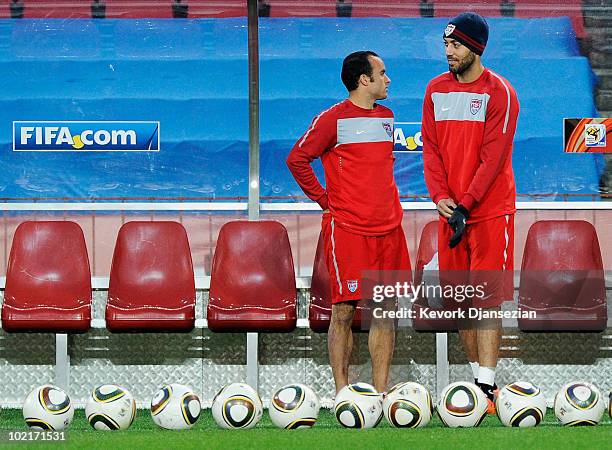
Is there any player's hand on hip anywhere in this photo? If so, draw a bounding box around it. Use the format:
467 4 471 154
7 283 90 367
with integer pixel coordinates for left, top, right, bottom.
436 198 456 219
322 209 330 214
447 205 469 248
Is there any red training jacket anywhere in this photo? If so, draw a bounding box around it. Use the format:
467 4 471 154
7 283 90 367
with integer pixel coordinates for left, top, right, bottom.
422 68 520 223
286 99 403 236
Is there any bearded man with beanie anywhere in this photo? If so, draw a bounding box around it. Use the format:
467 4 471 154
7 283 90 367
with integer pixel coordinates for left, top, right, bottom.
421 12 520 414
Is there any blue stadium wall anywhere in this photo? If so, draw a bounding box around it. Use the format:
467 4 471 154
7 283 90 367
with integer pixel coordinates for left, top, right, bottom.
0 17 603 200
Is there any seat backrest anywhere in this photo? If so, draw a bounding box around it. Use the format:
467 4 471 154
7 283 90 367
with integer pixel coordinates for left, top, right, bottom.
522 220 603 271
309 230 366 332
4 221 91 308
188 0 247 17
412 219 458 332
21 0 92 18
310 231 331 309
209 220 296 308
520 220 605 308
108 221 195 308
104 0 173 18
414 220 438 285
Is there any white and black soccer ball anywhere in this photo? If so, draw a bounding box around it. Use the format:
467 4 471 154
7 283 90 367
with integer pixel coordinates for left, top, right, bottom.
437 381 488 428
212 383 263 429
269 383 320 429
383 381 433 428
554 381 605 426
86 384 136 430
150 384 201 430
22 385 74 431
495 381 547 427
334 382 383 429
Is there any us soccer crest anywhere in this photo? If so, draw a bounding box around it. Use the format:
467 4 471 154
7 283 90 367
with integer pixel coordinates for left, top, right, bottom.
470 99 483 115
347 280 359 293
444 24 455 37
382 121 393 138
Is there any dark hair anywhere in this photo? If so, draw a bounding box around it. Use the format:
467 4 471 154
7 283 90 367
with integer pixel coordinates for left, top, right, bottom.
341 51 379 92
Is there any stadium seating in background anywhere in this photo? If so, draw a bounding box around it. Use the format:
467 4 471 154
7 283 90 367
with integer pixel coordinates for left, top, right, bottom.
106 221 196 332
0 17 600 201
17 0 92 18
341 0 421 17
518 220 607 332
266 0 337 17
411 220 458 332
208 221 297 332
188 0 247 17
433 0 502 18
103 0 173 18
309 231 366 332
1 221 92 333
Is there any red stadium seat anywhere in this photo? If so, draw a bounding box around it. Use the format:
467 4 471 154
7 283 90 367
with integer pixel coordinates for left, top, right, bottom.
21 0 92 18
1 221 92 333
514 0 585 38
411 220 458 332
104 0 173 18
518 220 607 331
106 221 196 332
433 0 502 17
267 0 336 17
350 0 420 17
309 231 365 333
208 221 297 332
188 0 247 17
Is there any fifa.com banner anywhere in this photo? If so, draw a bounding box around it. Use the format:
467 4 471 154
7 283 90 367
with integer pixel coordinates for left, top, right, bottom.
346 270 610 332
13 121 160 152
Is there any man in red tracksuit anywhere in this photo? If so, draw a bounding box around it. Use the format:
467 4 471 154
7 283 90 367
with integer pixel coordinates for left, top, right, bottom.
422 12 520 413
286 51 411 394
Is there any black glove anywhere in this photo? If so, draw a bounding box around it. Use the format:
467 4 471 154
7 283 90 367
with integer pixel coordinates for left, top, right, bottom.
447 205 469 249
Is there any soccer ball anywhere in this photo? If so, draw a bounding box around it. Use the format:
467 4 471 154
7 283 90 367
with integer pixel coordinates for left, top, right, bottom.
437 381 488 428
269 383 320 429
554 381 605 426
150 384 201 430
495 381 547 427
22 385 74 431
334 382 383 429
86 384 136 430
383 381 433 428
212 383 263 429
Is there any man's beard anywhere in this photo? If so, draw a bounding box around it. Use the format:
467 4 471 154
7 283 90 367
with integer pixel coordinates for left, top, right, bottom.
449 52 476 75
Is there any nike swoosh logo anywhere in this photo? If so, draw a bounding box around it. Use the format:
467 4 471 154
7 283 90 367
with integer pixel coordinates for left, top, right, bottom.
442 107 450 111
356 130 367 134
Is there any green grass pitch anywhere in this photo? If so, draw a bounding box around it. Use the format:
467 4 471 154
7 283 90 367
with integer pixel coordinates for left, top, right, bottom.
0 408 610 449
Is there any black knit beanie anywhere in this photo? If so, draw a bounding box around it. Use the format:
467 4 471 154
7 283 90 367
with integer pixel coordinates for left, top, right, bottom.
443 12 489 56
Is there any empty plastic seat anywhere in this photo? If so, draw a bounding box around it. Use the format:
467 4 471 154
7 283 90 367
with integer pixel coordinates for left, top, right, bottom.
208 221 296 332
268 0 336 17
2 221 92 333
518 220 607 332
106 221 196 332
411 220 458 332
433 0 501 17
21 0 92 18
309 231 365 332
188 0 247 17
350 0 420 17
104 0 173 18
